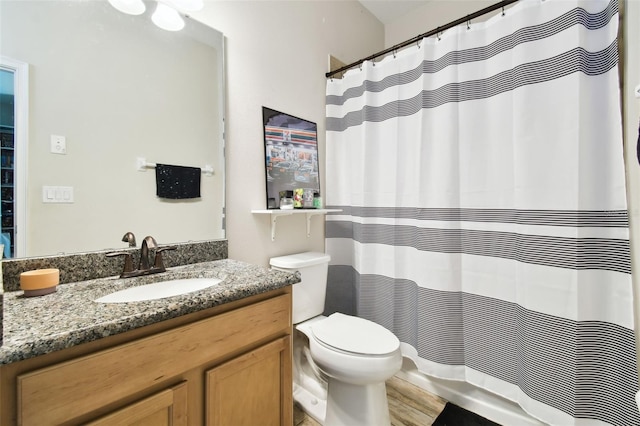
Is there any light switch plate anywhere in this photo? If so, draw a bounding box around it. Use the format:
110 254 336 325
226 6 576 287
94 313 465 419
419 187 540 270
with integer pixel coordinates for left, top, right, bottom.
42 186 74 203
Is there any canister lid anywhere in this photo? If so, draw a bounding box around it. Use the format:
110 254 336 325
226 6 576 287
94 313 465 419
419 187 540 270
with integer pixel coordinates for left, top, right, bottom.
20 268 59 290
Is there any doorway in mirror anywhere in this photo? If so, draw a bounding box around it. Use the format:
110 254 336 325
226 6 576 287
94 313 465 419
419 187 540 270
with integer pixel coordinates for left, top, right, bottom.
0 57 28 258
0 68 15 258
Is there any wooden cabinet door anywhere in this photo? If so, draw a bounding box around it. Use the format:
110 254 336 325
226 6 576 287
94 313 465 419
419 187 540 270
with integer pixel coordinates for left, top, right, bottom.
87 382 187 426
206 337 292 426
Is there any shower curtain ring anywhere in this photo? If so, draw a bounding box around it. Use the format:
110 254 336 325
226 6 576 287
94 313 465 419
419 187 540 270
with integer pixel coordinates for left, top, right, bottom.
393 49 397 59
467 19 471 30
417 39 421 49
502 6 505 16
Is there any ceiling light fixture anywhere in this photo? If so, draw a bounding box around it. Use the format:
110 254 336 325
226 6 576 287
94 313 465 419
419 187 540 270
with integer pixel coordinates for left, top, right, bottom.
107 0 145 15
108 0 204 32
152 2 185 32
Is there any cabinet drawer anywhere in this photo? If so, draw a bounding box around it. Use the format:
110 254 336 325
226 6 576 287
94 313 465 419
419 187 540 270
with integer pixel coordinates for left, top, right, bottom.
18 294 291 425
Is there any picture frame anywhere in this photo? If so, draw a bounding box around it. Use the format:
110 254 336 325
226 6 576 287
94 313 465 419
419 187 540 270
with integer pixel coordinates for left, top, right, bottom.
262 107 320 209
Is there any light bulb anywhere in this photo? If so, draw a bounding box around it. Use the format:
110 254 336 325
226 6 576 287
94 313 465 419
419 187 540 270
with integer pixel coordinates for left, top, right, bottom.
169 0 203 12
152 3 185 31
108 0 145 15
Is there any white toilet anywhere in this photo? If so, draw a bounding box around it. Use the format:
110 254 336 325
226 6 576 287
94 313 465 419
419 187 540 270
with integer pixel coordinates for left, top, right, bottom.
270 252 402 426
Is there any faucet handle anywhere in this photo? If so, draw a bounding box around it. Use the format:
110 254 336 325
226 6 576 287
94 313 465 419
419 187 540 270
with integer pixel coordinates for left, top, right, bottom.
153 245 178 271
121 232 136 247
106 251 134 277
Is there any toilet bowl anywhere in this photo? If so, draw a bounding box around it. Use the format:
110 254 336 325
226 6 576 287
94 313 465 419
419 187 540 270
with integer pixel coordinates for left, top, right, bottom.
298 313 402 426
270 252 403 426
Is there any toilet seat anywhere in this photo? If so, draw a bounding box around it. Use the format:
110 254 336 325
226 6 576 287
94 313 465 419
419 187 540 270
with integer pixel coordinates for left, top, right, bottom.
310 313 400 356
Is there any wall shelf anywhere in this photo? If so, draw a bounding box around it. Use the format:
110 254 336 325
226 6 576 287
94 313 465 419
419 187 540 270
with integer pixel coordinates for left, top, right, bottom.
251 209 342 241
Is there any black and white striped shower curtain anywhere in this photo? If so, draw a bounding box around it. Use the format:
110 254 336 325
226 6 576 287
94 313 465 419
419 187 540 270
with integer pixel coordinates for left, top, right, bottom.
325 0 639 424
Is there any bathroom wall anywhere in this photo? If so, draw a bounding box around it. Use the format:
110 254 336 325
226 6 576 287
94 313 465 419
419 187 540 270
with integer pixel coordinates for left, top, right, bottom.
192 1 384 267
384 0 496 47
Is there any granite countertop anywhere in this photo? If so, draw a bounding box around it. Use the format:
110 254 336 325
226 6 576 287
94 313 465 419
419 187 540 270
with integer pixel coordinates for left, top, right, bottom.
0 259 300 365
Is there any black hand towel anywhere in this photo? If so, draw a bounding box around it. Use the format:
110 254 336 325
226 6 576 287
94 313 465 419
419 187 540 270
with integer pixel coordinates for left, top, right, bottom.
155 163 201 199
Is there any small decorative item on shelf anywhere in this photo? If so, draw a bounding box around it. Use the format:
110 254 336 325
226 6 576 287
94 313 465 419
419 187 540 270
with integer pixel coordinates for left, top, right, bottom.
293 188 304 208
279 190 294 209
313 192 322 208
303 189 315 208
280 198 294 209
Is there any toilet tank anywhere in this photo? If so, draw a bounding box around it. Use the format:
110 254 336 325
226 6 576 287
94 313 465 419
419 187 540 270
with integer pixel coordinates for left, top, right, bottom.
270 252 331 324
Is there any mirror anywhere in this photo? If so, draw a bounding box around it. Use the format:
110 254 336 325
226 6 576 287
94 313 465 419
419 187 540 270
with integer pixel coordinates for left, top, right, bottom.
0 0 225 258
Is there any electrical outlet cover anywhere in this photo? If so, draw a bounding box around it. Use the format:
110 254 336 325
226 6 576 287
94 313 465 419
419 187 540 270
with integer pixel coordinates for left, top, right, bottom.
50 135 67 154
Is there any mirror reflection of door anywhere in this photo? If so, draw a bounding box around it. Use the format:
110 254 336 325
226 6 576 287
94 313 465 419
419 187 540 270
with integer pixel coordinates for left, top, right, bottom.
0 68 15 258
1 57 27 259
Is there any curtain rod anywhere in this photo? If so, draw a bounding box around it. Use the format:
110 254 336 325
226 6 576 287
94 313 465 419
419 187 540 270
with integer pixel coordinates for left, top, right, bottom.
326 0 519 79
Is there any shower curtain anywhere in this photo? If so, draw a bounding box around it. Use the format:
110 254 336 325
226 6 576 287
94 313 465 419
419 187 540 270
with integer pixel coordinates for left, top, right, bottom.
324 0 639 425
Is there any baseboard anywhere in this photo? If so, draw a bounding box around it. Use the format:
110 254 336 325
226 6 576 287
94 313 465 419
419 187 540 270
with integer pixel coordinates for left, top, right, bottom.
396 362 547 426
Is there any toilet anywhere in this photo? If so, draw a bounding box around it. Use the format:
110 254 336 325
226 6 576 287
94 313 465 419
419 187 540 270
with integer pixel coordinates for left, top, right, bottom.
270 252 402 426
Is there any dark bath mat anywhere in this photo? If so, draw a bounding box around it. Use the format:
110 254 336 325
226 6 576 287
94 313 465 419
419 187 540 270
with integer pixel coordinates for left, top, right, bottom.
432 402 501 426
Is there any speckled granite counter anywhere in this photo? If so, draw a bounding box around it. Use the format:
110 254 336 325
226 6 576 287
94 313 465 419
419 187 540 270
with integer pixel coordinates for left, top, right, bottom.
0 259 300 365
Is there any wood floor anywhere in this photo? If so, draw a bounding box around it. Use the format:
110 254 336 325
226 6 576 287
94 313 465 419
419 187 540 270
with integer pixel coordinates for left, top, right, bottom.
293 376 448 426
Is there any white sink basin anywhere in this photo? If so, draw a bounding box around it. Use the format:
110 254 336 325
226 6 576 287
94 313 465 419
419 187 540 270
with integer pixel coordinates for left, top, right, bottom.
95 277 222 303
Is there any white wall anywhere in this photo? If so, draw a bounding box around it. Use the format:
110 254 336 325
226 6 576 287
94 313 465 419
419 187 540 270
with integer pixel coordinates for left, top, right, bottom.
192 1 384 267
384 0 496 48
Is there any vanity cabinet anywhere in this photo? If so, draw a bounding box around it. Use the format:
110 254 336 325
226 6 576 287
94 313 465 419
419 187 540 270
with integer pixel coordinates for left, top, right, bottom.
0 287 292 426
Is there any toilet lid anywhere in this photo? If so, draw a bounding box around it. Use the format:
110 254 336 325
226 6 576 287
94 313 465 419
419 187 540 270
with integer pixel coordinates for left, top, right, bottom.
310 313 400 355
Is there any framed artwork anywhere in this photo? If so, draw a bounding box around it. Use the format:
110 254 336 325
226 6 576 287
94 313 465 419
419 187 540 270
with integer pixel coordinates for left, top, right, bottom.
262 107 319 209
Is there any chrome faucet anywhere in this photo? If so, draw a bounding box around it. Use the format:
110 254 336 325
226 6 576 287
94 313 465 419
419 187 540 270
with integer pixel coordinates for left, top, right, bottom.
107 235 177 278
